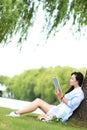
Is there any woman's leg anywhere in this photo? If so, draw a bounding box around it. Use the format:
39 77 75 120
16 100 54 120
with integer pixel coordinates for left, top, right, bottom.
16 98 53 115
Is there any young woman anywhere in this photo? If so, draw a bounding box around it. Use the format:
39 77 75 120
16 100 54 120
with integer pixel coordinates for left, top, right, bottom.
8 72 84 122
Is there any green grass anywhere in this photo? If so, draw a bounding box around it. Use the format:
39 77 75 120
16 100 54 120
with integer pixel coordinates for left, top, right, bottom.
0 107 87 130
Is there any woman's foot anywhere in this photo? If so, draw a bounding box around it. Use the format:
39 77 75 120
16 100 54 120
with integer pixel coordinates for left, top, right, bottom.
7 112 20 117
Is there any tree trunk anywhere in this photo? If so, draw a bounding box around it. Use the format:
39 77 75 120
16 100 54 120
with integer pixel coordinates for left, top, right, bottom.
70 70 87 121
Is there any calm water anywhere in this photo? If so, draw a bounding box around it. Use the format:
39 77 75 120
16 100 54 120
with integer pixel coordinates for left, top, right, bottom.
0 97 44 114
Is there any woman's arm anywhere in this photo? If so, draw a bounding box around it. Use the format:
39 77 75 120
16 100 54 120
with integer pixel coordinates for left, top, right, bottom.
55 88 63 102
61 96 68 104
55 88 68 104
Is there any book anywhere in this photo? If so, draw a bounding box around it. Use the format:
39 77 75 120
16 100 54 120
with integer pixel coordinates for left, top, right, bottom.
52 77 62 92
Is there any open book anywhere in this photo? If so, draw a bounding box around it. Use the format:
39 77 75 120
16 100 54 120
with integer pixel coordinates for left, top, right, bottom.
52 77 62 92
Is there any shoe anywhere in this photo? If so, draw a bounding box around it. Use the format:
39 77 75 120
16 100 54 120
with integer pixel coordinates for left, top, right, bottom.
7 112 20 117
38 114 53 122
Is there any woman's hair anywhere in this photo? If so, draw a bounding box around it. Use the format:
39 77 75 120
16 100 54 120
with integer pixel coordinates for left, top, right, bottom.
65 72 84 94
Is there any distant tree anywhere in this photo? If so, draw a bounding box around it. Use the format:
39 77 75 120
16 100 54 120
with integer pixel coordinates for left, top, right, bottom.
0 75 9 85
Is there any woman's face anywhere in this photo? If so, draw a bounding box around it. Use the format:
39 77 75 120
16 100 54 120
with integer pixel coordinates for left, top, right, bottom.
70 74 78 87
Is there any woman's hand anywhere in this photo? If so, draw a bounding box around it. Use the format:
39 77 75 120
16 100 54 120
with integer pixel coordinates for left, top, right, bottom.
55 88 68 104
55 88 63 102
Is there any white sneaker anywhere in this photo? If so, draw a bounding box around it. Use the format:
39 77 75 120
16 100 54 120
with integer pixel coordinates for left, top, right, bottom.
7 112 20 117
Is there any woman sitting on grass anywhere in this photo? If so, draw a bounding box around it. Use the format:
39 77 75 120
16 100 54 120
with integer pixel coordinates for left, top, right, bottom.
8 72 84 122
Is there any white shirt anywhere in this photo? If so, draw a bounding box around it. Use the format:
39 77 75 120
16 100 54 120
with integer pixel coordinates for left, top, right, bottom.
47 87 84 121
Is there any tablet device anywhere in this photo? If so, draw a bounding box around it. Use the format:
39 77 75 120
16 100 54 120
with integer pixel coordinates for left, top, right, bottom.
52 77 62 92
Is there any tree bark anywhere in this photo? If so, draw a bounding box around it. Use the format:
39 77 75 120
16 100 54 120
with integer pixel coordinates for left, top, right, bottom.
70 70 87 121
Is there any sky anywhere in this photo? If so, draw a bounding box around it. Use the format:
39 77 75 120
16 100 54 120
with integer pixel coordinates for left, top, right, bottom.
0 26 87 77
0 10 87 77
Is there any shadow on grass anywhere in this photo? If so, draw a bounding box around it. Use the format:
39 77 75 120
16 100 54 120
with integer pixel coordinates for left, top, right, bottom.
68 118 87 128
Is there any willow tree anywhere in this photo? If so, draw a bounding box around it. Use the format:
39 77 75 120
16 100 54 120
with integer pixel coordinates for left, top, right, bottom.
0 0 87 44
0 0 87 121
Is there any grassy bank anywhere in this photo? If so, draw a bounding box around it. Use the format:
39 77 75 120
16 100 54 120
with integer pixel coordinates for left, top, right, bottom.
0 107 87 130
